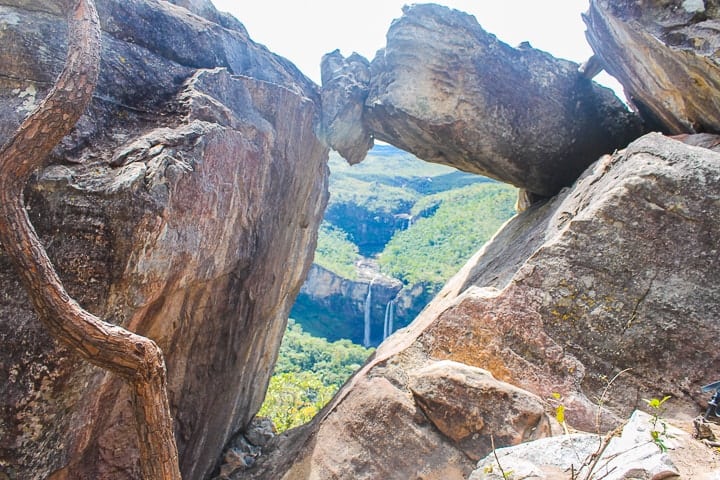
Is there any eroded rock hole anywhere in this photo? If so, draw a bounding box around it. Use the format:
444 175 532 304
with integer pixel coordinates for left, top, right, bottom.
255 144 517 439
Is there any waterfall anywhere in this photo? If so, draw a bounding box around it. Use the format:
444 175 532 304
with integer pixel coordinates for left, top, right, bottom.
363 278 376 347
383 300 395 340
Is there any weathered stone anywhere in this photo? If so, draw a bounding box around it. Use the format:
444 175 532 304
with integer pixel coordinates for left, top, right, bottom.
244 417 276 448
359 4 644 196
471 411 701 480
253 376 475 480
0 2 328 479
413 133 720 428
319 50 373 164
408 360 554 461
585 0 720 134
471 433 602 480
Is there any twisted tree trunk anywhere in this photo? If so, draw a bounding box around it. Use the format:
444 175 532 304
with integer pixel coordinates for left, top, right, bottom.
0 1 181 478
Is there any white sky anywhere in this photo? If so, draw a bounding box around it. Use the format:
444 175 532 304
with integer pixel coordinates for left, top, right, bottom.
211 0 622 95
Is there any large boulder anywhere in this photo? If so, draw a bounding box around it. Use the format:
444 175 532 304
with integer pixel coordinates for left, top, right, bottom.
585 0 720 134
245 133 720 478
0 2 327 479
244 362 555 480
408 361 554 461
320 4 644 196
319 50 373 165
411 133 720 427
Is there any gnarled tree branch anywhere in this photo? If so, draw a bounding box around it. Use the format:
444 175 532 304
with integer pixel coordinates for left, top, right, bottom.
0 1 181 478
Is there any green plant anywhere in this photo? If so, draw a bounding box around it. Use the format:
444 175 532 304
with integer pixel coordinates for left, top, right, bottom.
643 395 672 452
578 368 630 480
258 320 374 432
488 434 514 479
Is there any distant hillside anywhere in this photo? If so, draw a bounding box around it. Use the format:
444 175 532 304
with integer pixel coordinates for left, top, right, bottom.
292 144 517 344
324 146 495 256
379 182 516 287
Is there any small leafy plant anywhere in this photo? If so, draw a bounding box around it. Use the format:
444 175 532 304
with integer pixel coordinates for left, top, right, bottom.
643 395 672 452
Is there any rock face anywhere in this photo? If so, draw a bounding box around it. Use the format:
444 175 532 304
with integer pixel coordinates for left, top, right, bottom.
0 2 327 479
319 50 372 165
246 133 720 478
320 4 644 196
585 0 720 134
412 133 720 426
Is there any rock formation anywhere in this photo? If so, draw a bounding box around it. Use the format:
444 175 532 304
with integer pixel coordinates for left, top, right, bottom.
319 50 372 165
408 361 555 462
246 132 720 478
471 410 719 480
320 4 645 196
585 0 720 134
4 0 720 479
249 3 720 478
0 1 327 479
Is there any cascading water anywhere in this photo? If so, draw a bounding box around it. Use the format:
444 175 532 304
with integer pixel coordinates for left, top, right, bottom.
383 300 395 340
363 278 376 347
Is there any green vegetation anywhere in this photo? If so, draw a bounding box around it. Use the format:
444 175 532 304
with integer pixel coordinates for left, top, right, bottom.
329 174 417 215
378 182 516 287
292 144 517 342
314 222 360 279
273 319 373 386
258 372 334 432
258 320 373 432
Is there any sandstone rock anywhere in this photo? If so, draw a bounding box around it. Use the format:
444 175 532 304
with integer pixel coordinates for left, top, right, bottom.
413 133 720 429
354 4 644 196
0 2 327 479
319 50 373 164
254 376 476 480
471 433 601 480
246 133 720 478
585 0 720 134
214 418 275 479
408 360 554 461
471 410 701 480
244 417 276 448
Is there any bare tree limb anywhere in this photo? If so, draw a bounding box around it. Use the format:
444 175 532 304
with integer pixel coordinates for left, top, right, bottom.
0 0 181 478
